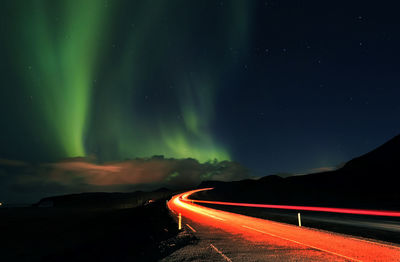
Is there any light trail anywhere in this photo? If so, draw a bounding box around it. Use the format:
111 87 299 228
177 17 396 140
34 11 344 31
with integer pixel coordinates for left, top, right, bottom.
181 188 400 217
173 194 226 221
168 188 400 261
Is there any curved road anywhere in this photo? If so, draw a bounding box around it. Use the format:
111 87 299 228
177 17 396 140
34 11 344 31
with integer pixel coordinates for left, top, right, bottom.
164 188 400 262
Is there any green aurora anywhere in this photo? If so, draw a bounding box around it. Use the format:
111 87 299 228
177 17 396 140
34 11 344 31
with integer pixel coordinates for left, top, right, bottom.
6 0 253 163
16 0 111 157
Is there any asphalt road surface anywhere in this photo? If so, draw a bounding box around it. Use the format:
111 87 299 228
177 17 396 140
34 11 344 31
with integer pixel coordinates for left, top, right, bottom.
196 203 400 244
162 189 400 261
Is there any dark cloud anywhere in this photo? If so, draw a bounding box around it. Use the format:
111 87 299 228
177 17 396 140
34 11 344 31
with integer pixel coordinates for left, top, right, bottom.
0 158 28 166
309 166 337 174
0 157 249 204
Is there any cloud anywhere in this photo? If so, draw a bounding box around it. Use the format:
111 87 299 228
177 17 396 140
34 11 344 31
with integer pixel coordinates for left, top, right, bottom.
0 158 28 166
309 166 337 173
46 157 249 187
0 157 249 203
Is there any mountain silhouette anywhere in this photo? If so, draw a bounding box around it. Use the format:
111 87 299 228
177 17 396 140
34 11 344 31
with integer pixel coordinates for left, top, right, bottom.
198 134 400 209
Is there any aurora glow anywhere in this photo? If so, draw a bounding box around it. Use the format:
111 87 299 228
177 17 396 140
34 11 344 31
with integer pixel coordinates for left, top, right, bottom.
16 0 111 157
2 0 400 176
5 1 253 162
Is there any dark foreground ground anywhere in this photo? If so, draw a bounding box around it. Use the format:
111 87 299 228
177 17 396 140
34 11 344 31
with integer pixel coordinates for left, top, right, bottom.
0 198 194 262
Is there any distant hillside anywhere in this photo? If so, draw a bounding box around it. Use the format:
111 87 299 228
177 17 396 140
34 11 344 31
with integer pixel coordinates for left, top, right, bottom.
35 188 173 209
196 134 400 210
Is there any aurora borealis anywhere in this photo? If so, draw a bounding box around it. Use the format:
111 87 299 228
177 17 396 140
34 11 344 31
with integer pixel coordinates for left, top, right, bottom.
4 0 250 162
1 0 400 181
17 1 110 157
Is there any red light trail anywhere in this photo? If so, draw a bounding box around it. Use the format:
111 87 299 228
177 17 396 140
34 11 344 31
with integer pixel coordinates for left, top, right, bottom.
181 188 400 217
168 188 400 261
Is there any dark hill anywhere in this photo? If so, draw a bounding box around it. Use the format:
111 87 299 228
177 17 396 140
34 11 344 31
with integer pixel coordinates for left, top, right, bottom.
35 188 174 209
196 134 400 210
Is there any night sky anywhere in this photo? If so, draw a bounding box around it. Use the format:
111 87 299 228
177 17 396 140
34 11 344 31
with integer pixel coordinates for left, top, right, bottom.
1 0 400 177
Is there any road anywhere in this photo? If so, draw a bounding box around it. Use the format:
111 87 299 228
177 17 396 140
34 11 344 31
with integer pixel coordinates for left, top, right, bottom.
196 203 400 244
163 189 400 261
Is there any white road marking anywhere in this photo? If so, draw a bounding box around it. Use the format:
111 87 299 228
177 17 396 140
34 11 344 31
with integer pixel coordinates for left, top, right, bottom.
241 225 362 262
210 244 232 262
186 224 196 232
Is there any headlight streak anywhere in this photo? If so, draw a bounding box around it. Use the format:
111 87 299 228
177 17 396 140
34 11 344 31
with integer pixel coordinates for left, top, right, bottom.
167 188 400 261
182 188 400 218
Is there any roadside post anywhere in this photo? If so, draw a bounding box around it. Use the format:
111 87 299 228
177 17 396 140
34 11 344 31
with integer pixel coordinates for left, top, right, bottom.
178 213 182 230
298 212 302 227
